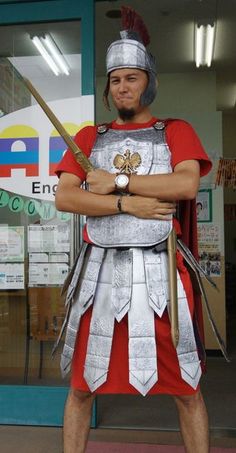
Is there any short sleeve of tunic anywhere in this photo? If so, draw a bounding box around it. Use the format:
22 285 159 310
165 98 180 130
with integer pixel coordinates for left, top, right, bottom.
55 119 212 179
165 119 212 176
55 125 97 181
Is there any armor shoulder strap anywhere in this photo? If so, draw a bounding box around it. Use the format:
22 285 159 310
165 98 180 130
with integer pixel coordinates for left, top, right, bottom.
97 123 109 134
153 120 165 130
153 118 183 130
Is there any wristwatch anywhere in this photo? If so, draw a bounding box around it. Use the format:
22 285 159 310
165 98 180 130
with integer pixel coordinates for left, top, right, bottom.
114 173 130 192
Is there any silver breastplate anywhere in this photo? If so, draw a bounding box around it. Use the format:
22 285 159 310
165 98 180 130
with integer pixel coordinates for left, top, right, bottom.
86 123 172 247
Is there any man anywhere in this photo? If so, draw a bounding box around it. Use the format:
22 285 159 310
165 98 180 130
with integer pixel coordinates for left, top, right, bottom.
55 7 212 453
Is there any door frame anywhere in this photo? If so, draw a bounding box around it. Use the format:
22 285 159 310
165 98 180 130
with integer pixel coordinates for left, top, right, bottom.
0 0 96 426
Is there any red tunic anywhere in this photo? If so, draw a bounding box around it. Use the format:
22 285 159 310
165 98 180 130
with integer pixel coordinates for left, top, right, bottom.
56 117 212 395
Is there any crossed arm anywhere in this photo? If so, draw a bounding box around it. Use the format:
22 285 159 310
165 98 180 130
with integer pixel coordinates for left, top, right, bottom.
55 159 200 220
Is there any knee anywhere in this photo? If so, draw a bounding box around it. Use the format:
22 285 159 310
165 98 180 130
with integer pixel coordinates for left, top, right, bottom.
68 388 95 407
173 390 204 410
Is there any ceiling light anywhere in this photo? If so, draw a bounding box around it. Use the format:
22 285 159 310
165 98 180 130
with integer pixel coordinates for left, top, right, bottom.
32 36 60 75
43 34 70 75
31 35 70 76
195 23 216 68
205 24 215 67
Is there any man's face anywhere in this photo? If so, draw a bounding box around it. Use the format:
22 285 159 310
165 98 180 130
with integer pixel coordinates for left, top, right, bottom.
109 68 148 115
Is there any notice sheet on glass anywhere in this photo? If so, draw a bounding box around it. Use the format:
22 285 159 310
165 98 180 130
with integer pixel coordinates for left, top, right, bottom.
0 263 24 289
28 224 70 253
29 262 69 286
28 224 70 287
0 226 24 262
0 226 25 289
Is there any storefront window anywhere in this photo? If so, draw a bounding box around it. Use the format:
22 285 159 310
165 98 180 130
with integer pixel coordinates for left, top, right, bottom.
0 20 85 386
0 191 72 384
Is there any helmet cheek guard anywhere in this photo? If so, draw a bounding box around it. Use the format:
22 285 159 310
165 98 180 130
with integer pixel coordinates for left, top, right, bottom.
103 76 111 111
140 70 157 106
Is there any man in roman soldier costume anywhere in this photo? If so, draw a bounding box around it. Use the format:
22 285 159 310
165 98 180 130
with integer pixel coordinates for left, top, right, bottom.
54 6 222 453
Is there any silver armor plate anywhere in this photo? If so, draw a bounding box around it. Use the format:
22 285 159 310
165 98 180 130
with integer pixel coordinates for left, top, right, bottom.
60 245 201 394
86 127 172 247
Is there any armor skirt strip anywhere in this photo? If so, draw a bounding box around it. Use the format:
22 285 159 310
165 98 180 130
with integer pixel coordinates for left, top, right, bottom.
61 244 202 394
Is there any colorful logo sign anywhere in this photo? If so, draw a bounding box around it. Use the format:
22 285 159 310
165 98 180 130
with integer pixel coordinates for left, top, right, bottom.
0 125 39 177
0 96 94 201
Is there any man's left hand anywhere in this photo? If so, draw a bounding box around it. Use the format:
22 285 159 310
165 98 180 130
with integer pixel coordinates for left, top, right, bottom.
86 169 115 194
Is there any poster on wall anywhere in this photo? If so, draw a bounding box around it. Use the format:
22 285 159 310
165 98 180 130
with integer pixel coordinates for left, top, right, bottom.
0 263 24 289
196 190 212 222
197 224 221 277
0 225 24 261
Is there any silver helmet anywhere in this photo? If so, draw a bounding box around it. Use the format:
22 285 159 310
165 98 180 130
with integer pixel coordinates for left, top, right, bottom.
103 8 157 109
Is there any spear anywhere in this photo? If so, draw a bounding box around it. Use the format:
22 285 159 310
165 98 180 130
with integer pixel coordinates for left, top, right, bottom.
22 76 179 348
23 78 94 174
167 229 179 347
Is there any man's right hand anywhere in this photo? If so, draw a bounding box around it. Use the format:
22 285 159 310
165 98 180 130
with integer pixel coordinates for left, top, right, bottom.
121 195 176 220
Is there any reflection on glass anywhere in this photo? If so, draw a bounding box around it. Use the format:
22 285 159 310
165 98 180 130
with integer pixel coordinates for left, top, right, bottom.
0 20 81 388
0 190 71 385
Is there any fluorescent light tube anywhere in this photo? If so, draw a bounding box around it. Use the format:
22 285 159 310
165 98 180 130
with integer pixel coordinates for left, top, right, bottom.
195 23 215 67
205 24 215 67
195 25 204 68
32 36 60 76
43 34 70 75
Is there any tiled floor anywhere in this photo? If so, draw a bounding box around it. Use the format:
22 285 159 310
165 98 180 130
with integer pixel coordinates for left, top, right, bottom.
0 425 236 453
94 304 236 435
1 301 235 452
0 351 236 452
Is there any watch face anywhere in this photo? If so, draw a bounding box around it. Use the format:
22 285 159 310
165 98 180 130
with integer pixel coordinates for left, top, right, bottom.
116 174 129 188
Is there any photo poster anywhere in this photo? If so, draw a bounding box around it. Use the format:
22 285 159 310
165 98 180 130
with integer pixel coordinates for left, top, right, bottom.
196 189 212 223
197 224 221 277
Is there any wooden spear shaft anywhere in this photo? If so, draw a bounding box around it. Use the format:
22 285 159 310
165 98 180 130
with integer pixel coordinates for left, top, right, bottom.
167 229 179 347
23 76 179 348
23 78 94 173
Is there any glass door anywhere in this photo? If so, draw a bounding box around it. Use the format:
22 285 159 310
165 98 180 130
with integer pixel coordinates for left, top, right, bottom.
0 0 95 426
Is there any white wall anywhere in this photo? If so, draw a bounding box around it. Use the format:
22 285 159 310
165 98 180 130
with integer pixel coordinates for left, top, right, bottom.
153 72 217 114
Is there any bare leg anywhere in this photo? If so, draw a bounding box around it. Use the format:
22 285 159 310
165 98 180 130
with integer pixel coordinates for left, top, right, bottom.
173 390 210 453
63 389 95 453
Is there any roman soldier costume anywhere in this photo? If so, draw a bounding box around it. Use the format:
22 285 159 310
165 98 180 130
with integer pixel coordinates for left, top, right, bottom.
54 7 228 397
